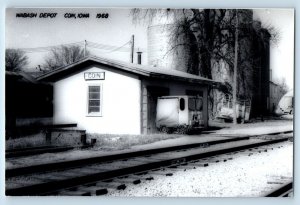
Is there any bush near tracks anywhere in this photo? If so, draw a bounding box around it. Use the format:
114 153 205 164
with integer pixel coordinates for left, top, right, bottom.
6 131 82 150
86 133 184 151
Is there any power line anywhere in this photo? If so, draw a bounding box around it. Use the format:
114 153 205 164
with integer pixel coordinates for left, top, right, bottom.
86 41 125 50
87 41 131 53
15 40 147 54
88 41 147 53
18 41 84 53
86 41 131 51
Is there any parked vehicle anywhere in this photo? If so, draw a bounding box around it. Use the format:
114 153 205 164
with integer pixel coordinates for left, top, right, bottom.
275 90 293 116
215 94 251 123
156 96 203 134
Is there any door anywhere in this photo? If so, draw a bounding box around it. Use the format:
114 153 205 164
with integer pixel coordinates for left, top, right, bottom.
147 86 169 134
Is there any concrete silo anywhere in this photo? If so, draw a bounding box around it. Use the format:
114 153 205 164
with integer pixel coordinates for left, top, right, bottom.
147 13 190 73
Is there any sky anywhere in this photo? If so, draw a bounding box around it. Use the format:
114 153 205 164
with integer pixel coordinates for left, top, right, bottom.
6 8 149 66
254 9 294 89
5 8 294 89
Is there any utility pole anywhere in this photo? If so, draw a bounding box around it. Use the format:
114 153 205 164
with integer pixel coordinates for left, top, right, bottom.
84 40 87 57
130 35 135 63
233 10 239 124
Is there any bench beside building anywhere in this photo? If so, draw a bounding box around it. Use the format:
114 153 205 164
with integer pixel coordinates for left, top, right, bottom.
38 56 219 135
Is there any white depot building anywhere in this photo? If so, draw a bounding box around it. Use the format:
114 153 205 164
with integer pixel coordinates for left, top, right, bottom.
38 56 218 135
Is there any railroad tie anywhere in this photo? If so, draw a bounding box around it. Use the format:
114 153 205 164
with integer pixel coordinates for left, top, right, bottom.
267 181 284 185
119 160 146 167
216 156 234 161
180 165 197 170
85 166 114 172
5 182 25 189
29 176 51 183
59 182 111 196
58 190 91 196
147 155 174 161
95 181 126 190
79 186 111 196
191 161 209 167
74 167 105 175
168 165 189 171
58 170 90 178
202 158 222 163
234 150 256 156
34 174 68 181
152 170 173 176
116 177 141 185
202 157 227 163
130 174 154 181
130 157 160 163
92 163 128 170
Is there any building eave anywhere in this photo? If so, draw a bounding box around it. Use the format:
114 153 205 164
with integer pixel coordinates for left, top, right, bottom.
37 56 221 85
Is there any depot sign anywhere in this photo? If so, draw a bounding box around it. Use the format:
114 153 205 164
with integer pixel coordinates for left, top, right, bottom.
84 72 105 80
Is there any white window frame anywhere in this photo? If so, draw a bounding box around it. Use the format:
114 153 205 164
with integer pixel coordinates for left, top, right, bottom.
86 83 103 117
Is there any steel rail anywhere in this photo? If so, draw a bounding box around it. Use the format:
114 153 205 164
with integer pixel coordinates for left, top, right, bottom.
6 136 249 178
265 182 293 197
6 137 288 196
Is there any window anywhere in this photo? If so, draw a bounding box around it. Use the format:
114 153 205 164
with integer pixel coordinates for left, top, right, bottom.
195 98 203 111
188 97 203 111
180 98 185 111
188 98 196 111
87 85 102 116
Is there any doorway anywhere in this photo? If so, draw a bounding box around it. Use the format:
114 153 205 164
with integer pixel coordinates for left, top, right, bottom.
147 86 169 134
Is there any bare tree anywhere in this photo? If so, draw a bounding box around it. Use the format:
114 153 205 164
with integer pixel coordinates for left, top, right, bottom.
131 9 267 79
44 45 87 70
131 9 279 118
5 49 29 72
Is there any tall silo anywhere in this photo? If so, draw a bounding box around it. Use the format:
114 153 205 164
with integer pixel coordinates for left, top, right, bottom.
147 12 190 73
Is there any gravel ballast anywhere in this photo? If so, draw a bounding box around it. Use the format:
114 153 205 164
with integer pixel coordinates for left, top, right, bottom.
106 141 293 197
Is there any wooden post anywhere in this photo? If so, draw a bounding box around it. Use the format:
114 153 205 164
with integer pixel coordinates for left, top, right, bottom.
241 101 246 124
81 133 87 145
45 131 51 145
84 40 87 57
203 87 208 128
131 35 134 63
91 138 97 145
233 10 239 125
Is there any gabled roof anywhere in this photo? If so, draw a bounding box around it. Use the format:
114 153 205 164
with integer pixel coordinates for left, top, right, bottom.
6 71 39 84
37 56 220 85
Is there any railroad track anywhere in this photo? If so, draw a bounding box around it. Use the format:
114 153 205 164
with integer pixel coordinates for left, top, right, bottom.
6 136 249 177
265 181 293 197
6 136 290 196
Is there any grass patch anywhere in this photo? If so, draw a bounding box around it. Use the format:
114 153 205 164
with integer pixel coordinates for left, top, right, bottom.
6 132 46 150
6 131 82 150
6 131 185 152
86 133 184 151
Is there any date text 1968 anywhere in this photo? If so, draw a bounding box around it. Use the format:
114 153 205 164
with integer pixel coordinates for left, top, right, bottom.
96 13 109 18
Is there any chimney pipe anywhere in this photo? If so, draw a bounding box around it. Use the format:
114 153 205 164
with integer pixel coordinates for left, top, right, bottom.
137 51 142 65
